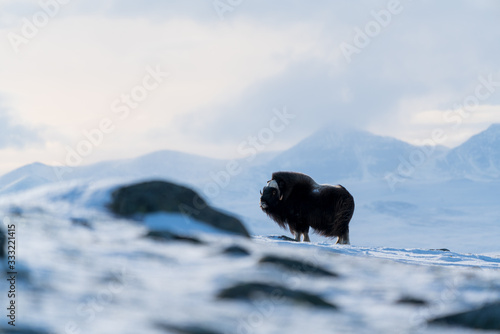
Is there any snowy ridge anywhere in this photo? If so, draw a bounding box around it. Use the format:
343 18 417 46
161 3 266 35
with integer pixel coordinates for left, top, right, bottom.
304 243 500 269
1 125 500 197
0 162 57 195
267 127 422 182
255 237 500 269
440 123 500 180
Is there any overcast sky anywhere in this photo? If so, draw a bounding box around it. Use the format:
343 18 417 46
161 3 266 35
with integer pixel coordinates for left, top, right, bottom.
1 0 500 174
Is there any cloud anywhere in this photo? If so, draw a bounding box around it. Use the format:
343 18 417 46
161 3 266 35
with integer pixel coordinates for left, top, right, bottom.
173 0 500 149
0 105 42 149
1 0 500 174
0 13 337 160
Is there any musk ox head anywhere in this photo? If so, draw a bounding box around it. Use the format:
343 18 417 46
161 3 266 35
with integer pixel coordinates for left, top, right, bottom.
260 180 283 211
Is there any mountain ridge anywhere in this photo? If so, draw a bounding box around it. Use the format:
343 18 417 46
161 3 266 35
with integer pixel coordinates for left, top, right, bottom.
439 123 500 179
266 127 422 182
1 125 498 196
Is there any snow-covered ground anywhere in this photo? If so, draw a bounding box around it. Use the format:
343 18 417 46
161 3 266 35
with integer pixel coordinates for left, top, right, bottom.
1 178 499 334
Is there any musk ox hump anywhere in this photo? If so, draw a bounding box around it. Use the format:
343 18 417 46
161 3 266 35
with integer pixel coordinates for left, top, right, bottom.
270 171 317 201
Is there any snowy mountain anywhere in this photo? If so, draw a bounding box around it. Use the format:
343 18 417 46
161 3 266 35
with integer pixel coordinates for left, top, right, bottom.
440 123 500 179
68 149 229 184
2 126 499 197
0 162 59 195
0 150 229 196
265 127 446 183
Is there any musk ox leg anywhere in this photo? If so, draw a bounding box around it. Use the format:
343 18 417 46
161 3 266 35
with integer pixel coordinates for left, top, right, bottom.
293 232 311 242
292 231 311 242
292 225 310 242
336 231 350 245
332 194 354 245
293 232 301 242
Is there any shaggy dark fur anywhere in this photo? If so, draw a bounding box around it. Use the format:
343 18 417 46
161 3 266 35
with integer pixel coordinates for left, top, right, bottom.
260 171 355 244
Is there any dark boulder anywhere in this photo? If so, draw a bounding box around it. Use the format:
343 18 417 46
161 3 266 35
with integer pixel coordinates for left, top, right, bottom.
428 302 500 330
109 180 250 238
155 323 223 334
71 217 92 229
395 296 428 306
221 245 251 256
217 282 337 309
0 228 5 259
2 327 51 334
259 255 338 277
145 230 204 244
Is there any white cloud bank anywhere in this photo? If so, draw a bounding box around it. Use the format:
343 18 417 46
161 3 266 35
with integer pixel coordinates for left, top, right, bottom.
0 0 499 174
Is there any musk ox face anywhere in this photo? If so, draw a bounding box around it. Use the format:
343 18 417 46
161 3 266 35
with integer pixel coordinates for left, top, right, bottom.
259 180 282 211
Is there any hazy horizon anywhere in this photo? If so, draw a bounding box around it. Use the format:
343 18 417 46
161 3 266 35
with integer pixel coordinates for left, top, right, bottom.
1 121 497 176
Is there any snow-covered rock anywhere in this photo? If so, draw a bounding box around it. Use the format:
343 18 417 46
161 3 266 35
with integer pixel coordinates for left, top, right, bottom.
109 180 250 238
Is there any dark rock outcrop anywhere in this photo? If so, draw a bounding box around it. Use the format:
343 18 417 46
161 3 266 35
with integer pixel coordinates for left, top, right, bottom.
217 282 337 309
428 302 500 330
156 323 223 334
266 235 298 242
221 245 251 256
146 230 203 244
259 255 338 277
109 180 250 238
71 217 92 229
0 226 5 259
2 327 51 334
396 296 428 306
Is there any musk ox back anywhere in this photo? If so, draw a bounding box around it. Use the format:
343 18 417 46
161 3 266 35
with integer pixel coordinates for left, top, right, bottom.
259 171 354 244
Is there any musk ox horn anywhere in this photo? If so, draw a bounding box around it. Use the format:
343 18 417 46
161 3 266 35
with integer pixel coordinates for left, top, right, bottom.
267 180 280 195
267 180 279 188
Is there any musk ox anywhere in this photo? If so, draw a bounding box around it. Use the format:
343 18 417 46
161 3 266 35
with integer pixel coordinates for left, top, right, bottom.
259 171 355 244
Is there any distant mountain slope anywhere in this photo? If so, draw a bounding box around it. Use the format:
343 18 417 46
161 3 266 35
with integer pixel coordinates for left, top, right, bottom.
0 162 58 195
0 150 228 196
265 127 440 183
1 125 499 196
70 150 228 184
440 123 500 179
